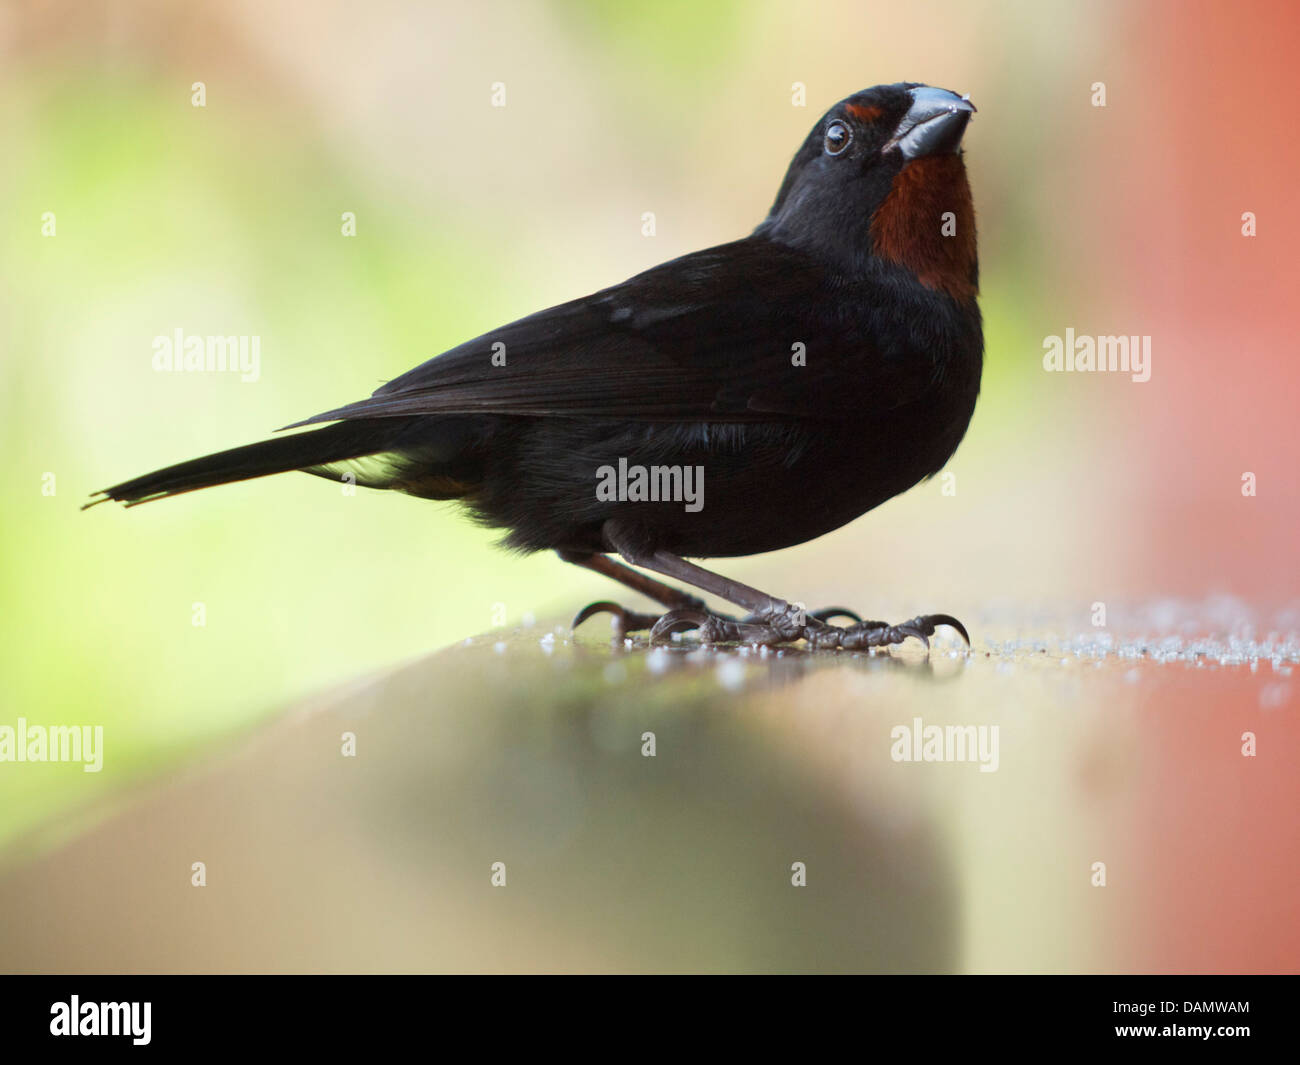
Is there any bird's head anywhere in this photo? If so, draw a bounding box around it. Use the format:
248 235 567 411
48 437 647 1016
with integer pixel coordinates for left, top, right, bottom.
758 82 978 303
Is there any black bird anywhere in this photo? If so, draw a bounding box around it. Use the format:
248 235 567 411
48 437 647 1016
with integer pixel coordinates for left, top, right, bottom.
87 82 982 650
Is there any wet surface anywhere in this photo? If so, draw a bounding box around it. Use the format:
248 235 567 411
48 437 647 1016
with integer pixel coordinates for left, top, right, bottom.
1 603 1296 972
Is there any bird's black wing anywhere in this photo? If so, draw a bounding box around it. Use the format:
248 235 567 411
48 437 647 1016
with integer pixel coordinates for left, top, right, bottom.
286 237 930 427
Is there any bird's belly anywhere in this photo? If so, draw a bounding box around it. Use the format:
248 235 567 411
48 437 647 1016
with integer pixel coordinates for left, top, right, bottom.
637 437 904 557
478 389 976 558
610 406 971 558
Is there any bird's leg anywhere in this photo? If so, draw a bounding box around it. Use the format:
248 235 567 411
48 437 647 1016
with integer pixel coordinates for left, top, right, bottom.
624 550 812 642
562 550 708 634
618 548 968 651
564 546 857 637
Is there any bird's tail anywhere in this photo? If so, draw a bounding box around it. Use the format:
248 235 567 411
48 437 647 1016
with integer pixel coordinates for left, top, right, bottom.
84 418 421 509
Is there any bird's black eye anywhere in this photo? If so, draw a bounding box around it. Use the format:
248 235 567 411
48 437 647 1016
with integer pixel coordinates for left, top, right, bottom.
823 120 851 156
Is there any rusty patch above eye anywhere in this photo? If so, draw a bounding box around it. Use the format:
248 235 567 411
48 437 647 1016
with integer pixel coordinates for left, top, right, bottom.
844 103 883 122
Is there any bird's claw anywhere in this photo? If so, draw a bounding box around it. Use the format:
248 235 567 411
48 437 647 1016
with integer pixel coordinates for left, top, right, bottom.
802 613 971 651
571 600 662 635
808 606 864 625
649 608 714 641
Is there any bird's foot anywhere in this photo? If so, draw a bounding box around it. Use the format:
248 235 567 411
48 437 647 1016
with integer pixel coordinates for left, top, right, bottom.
573 599 966 651
571 599 854 638
648 603 969 651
